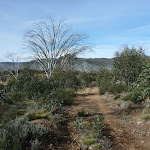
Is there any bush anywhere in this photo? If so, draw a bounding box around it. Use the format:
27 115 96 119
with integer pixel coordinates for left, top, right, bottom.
113 45 147 85
50 67 81 91
97 68 113 87
99 81 112 95
0 84 4 90
13 68 35 91
0 117 47 150
49 88 75 105
1 75 7 82
130 62 150 103
78 72 97 87
108 83 129 94
7 92 23 102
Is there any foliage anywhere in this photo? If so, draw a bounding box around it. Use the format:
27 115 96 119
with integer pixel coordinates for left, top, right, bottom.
50 67 81 91
78 71 97 87
96 68 113 87
77 108 86 117
141 114 150 121
99 81 112 95
0 83 4 90
113 45 146 85
73 115 107 149
47 88 75 105
7 91 23 102
108 83 129 94
130 62 150 103
0 117 47 150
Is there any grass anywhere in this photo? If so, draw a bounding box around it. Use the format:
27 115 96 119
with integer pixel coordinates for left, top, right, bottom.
82 138 97 145
141 115 150 121
143 107 150 114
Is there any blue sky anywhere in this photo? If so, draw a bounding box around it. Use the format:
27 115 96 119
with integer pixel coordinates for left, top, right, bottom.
0 0 150 61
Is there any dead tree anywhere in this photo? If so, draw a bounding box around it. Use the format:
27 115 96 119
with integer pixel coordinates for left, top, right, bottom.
25 16 90 78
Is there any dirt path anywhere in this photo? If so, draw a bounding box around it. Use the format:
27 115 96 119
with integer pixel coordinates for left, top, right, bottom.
53 87 150 150
73 87 150 150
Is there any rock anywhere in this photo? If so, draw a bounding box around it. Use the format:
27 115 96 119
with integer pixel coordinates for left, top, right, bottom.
88 146 93 150
120 101 133 109
145 98 150 108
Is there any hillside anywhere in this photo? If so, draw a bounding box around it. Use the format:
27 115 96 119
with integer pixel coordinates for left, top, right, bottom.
0 58 113 72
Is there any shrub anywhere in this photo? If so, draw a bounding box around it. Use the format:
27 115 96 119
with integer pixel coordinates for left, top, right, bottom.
50 67 81 91
113 45 147 85
0 117 47 150
77 108 85 117
130 62 150 103
50 88 75 105
108 83 129 94
78 72 97 87
7 92 23 102
141 115 150 121
114 94 121 100
1 75 7 82
13 68 35 91
0 83 4 90
97 68 113 87
99 81 112 95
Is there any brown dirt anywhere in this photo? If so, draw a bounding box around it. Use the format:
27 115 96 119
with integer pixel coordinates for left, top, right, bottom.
70 87 150 150
41 87 150 150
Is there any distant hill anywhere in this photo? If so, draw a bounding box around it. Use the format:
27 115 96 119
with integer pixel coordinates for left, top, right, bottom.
0 58 113 72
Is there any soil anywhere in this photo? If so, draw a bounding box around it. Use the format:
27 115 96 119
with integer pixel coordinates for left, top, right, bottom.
43 87 150 150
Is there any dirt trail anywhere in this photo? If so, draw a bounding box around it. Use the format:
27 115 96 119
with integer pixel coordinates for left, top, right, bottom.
74 87 150 150
53 87 150 150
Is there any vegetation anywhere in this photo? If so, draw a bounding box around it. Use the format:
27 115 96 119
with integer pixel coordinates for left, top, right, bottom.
113 45 146 85
130 62 150 103
73 115 111 149
0 117 47 150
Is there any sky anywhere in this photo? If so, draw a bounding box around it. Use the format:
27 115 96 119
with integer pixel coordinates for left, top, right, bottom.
0 0 150 61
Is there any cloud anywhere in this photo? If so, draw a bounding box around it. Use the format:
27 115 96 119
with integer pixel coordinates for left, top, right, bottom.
128 24 150 34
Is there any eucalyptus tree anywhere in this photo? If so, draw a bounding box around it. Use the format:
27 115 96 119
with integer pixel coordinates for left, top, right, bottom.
25 17 90 78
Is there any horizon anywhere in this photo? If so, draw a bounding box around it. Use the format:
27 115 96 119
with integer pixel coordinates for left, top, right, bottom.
0 0 150 61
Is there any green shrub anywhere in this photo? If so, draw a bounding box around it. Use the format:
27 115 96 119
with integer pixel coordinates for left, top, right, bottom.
82 138 97 145
0 84 4 90
114 94 121 100
0 117 47 150
130 62 150 103
108 83 128 94
141 115 150 121
123 94 133 101
51 67 81 91
7 92 23 102
77 108 85 117
113 45 147 85
51 88 75 105
78 72 97 87
99 81 112 95
97 68 113 87
1 75 7 82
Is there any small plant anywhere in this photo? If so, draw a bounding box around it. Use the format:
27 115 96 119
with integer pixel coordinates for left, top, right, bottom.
108 83 128 94
123 94 132 101
82 138 97 145
114 94 121 100
73 117 83 130
99 81 112 95
141 115 150 121
31 138 41 150
77 108 85 117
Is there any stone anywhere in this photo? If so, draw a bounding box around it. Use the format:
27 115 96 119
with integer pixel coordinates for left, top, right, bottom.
120 101 133 109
